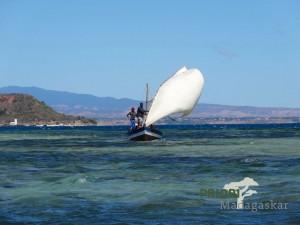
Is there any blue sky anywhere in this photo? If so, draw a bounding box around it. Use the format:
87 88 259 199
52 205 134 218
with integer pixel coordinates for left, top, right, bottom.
0 0 299 107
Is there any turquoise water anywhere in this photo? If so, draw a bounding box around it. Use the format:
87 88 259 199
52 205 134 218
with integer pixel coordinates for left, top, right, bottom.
0 124 300 224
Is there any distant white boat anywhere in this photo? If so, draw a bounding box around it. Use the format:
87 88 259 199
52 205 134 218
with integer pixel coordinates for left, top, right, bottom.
9 118 18 126
128 66 205 141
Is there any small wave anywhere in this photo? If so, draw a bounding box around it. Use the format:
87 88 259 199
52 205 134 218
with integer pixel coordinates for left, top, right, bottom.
77 178 87 184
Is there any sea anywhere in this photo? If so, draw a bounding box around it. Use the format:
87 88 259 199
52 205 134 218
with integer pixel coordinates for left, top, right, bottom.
0 124 299 225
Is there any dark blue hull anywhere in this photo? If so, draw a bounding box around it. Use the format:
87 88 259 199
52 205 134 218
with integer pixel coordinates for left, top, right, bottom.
128 127 162 141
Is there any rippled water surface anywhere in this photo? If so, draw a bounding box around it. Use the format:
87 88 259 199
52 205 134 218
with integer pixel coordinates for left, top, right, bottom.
0 124 300 224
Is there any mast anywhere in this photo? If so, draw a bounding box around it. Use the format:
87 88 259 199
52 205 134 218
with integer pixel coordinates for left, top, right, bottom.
145 83 149 111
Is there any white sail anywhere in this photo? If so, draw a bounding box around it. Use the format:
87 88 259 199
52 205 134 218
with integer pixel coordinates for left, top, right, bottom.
145 67 204 126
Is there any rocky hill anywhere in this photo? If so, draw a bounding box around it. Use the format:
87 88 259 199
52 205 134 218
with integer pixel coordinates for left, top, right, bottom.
0 94 97 125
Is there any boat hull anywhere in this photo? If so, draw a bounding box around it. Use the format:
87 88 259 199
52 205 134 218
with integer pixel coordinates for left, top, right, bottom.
128 127 162 141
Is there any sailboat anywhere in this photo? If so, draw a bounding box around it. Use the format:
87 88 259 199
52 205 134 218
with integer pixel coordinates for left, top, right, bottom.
128 66 205 141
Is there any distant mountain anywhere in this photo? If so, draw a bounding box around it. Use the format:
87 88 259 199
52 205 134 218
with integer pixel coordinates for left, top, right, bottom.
0 86 138 112
0 93 96 125
1 86 300 124
0 86 139 119
192 103 300 118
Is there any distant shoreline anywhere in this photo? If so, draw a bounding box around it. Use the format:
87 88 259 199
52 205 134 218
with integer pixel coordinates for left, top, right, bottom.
1 121 300 128
1 116 300 127
94 116 300 126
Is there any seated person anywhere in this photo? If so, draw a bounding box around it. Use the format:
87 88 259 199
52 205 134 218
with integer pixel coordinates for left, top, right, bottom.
136 119 143 129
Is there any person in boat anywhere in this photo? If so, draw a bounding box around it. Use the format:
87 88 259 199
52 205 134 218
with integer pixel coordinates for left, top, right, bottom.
136 119 143 129
136 102 148 125
127 107 137 130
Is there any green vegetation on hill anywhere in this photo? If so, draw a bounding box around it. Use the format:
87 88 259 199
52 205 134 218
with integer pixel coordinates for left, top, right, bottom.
0 94 96 125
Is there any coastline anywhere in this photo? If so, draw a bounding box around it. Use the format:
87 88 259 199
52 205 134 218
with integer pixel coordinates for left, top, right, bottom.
94 116 300 126
1 120 300 128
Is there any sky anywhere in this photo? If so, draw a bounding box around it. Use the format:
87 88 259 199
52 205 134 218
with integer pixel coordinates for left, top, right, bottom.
0 0 299 107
